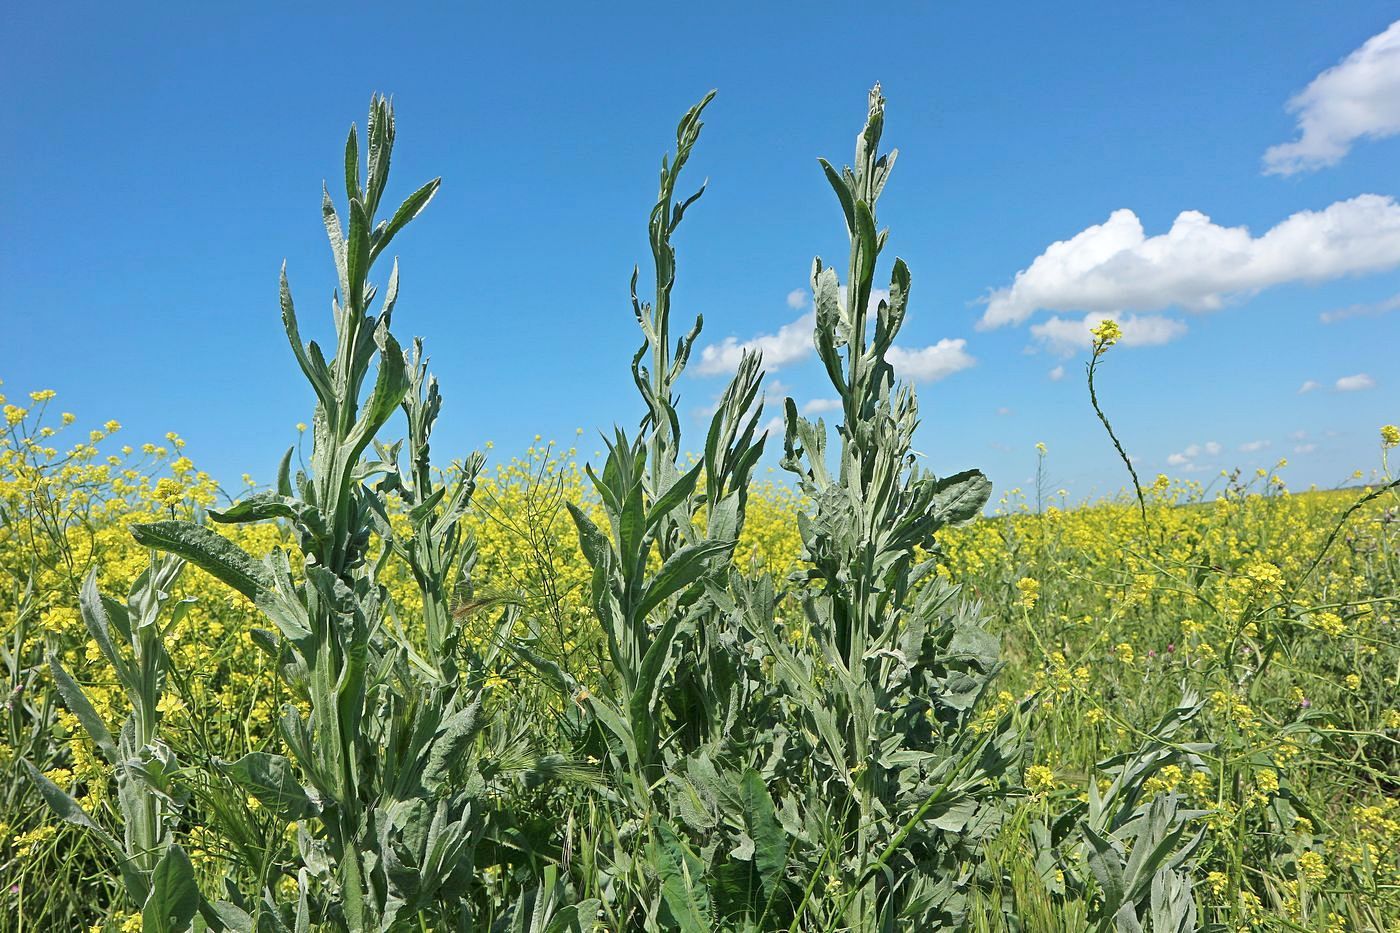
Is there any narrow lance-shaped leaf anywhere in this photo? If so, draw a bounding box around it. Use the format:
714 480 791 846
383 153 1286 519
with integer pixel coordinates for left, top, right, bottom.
131 521 270 601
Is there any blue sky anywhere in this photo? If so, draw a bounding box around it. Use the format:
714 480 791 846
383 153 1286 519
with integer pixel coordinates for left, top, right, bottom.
3 2 1397 501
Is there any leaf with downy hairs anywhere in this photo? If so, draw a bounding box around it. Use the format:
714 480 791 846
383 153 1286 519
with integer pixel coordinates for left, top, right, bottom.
348 329 411 458
346 196 374 319
143 844 200 933
423 694 485 791
738 770 788 899
209 490 327 538
566 502 613 575
853 199 879 294
929 470 992 527
371 177 440 264
220 752 314 821
280 267 335 411
628 613 683 752
818 158 855 235
1082 824 1126 915
321 188 349 302
78 571 132 688
48 655 117 764
344 124 360 203
131 521 270 601
634 539 731 621
653 820 714 933
646 461 703 535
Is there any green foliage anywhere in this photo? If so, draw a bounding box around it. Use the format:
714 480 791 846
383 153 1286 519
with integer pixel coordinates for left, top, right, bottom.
14 88 1244 933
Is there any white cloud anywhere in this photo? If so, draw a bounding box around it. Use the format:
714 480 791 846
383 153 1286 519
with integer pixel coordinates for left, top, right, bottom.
979 195 1400 329
697 311 815 375
1298 380 1320 394
697 288 889 376
1030 313 1187 354
1048 365 1065 381
1167 440 1222 471
1263 20 1400 175
1294 443 1318 454
1335 373 1375 391
1291 430 1309 441
886 339 977 383
996 406 1013 416
801 398 842 415
1239 440 1271 453
1320 292 1400 323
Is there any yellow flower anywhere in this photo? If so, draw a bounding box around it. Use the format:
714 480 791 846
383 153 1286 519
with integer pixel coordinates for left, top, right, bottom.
1025 764 1055 793
1297 849 1327 885
1016 576 1040 610
1381 424 1400 448
1344 673 1361 691
1089 318 1122 351
152 476 185 507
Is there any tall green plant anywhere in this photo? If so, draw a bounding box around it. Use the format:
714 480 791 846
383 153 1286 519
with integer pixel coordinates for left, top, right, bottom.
25 558 202 932
770 84 1020 929
110 96 567 931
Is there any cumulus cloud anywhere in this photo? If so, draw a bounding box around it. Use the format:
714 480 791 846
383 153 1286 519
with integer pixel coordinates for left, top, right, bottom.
1298 380 1320 394
1335 373 1376 391
696 312 816 375
978 195 1400 330
801 398 842 415
697 288 888 376
1048 365 1065 382
1030 313 1187 354
1320 291 1400 323
1167 440 1222 472
1263 20 1400 175
886 339 977 383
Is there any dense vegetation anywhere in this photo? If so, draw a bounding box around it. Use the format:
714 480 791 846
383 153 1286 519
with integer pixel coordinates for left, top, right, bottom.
2 90 1398 932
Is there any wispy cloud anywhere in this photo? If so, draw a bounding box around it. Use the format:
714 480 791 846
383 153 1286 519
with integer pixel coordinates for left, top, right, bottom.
1166 440 1222 472
1320 292 1400 323
801 398 841 415
1335 373 1375 392
1263 20 1400 175
978 196 1400 329
1048 365 1065 382
1298 380 1321 394
1239 440 1271 453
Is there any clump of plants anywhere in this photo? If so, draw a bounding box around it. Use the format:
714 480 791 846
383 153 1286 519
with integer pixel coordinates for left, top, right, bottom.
22 89 1219 931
